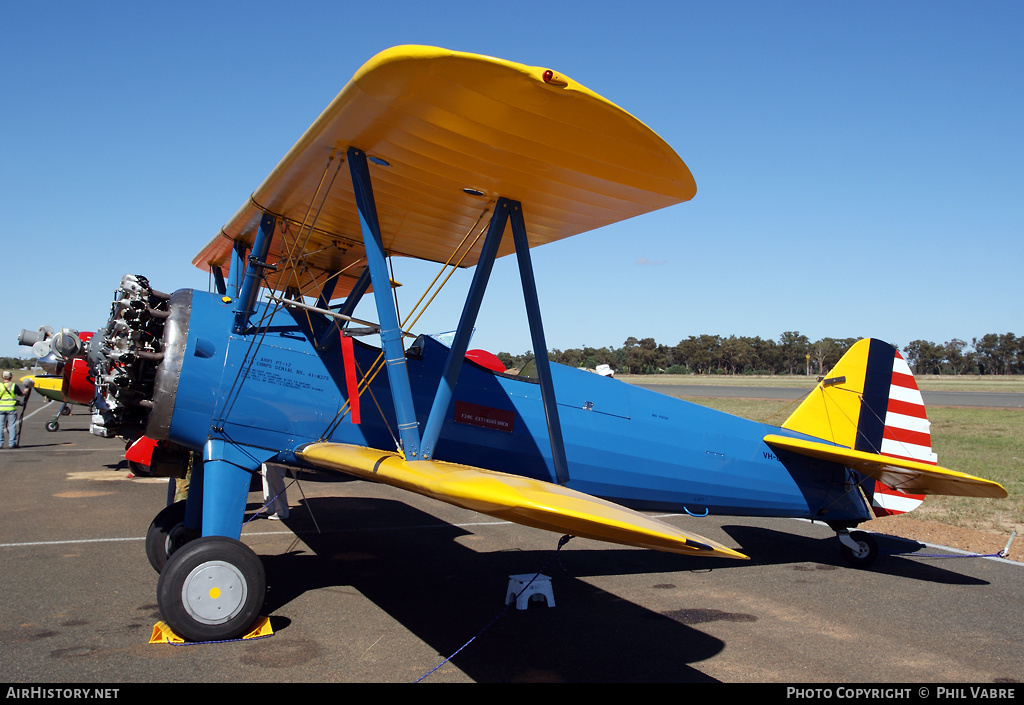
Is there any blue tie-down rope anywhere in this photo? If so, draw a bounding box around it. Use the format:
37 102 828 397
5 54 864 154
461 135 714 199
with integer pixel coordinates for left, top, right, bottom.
883 530 1016 560
415 534 573 682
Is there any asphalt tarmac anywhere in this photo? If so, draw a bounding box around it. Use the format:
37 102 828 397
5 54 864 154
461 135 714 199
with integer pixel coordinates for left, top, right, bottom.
2 399 1022 685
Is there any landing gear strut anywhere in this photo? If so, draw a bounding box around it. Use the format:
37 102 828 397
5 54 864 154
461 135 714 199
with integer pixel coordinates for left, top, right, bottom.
837 529 879 568
45 403 71 432
153 439 275 640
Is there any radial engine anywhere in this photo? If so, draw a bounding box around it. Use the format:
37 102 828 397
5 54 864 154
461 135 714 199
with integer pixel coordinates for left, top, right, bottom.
88 274 171 439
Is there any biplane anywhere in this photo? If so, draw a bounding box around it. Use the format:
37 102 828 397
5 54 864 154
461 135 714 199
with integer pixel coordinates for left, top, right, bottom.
83 46 1006 643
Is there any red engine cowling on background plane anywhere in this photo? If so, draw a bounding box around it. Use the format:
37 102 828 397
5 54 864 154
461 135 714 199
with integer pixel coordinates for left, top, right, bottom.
18 327 97 404
17 326 97 435
62 333 96 405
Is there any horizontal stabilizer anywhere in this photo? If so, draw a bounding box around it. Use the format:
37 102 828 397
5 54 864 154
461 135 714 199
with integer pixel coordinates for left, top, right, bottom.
296 442 747 559
764 434 1007 499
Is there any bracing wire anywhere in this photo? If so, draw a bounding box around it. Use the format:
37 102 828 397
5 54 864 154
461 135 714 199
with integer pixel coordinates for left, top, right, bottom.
315 204 496 443
216 152 344 428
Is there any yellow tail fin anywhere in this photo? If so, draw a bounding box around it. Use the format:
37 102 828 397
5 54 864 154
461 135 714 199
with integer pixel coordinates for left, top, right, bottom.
781 338 940 516
783 338 936 463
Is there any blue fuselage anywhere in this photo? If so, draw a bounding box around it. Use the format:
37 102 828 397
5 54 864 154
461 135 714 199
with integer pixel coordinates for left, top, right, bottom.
160 290 870 525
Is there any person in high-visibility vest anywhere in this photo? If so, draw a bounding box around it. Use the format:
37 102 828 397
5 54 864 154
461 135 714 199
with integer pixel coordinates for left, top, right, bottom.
1 370 28 449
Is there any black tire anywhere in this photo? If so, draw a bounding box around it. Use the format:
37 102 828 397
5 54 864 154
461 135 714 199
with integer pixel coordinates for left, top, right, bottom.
839 530 879 569
145 500 194 573
128 460 152 477
157 536 266 642
60 406 71 416
46 420 58 432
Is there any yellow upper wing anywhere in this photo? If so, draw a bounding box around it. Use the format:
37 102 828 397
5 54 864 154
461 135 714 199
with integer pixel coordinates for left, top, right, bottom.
296 442 746 559
193 45 696 299
764 434 1008 499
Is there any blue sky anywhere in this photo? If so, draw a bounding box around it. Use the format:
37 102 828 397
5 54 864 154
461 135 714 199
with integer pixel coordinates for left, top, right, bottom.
3 1 1021 360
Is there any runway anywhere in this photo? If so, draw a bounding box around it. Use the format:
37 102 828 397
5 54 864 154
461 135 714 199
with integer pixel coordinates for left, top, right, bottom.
1 400 1021 685
629 383 1024 408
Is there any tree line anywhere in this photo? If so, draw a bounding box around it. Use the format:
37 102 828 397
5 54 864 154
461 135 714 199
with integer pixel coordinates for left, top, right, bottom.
496 331 1024 376
6 331 1021 377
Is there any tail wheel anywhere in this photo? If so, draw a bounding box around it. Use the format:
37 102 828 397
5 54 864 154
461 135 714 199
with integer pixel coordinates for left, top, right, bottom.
839 530 879 568
145 500 195 573
157 536 265 642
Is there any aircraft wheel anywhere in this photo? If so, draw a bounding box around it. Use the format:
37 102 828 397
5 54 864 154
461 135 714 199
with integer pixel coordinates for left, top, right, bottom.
157 536 265 642
128 460 153 477
46 420 59 432
61 406 72 416
839 530 879 568
145 500 195 573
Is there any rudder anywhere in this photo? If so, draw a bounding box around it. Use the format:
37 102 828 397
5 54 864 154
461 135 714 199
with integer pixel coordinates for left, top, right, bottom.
782 338 930 517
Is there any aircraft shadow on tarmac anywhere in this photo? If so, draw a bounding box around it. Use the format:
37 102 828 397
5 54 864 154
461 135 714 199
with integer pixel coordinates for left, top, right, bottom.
239 485 988 681
717 523 990 586
251 495 728 683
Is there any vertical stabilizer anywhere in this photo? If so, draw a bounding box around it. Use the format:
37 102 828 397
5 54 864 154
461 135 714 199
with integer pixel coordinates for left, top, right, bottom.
782 339 930 516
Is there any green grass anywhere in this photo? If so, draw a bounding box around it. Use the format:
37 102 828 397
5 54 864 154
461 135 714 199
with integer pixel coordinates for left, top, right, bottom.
619 373 1024 393
924 407 1024 532
675 395 1024 535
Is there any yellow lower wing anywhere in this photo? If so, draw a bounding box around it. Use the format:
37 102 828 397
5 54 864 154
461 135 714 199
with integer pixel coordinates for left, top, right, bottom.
25 375 66 401
296 443 746 559
764 434 1007 499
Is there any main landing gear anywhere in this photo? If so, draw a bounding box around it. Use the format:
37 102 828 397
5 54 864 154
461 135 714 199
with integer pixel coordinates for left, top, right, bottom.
147 501 265 641
149 439 275 641
156 536 266 642
145 500 197 573
45 403 73 432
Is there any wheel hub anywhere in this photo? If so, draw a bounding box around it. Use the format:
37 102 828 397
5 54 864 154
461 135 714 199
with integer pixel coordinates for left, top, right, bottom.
182 560 248 625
